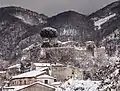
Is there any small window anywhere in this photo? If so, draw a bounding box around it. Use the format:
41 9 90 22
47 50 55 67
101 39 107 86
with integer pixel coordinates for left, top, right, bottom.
12 82 14 85
20 80 22 85
24 80 26 85
54 79 57 82
44 80 48 84
14 81 16 85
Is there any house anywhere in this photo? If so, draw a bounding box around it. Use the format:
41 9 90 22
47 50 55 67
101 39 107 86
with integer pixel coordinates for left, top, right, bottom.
10 67 56 86
3 82 55 91
10 67 49 86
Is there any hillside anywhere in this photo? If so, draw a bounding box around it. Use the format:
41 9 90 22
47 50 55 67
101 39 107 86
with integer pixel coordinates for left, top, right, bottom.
0 6 48 61
47 11 95 42
89 0 120 56
0 1 120 64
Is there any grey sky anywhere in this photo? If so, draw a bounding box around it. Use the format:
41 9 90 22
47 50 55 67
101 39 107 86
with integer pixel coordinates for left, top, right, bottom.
0 0 115 16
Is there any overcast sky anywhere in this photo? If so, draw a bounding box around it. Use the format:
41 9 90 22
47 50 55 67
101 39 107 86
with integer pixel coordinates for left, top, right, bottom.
0 0 115 16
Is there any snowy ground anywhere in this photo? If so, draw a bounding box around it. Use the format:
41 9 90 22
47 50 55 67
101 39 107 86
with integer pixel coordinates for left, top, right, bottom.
56 79 101 91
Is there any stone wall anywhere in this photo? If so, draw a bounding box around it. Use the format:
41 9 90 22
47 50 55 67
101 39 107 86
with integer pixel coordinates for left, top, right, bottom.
51 66 83 81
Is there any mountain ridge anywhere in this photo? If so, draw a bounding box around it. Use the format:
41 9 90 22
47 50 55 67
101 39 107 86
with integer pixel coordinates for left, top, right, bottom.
0 0 120 63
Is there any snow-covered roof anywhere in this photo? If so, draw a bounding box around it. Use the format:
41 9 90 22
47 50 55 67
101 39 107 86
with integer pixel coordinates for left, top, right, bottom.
37 74 55 79
51 82 62 85
3 81 55 91
33 63 51 67
8 64 21 69
12 67 48 79
3 85 29 91
33 63 64 67
34 82 55 89
51 63 64 66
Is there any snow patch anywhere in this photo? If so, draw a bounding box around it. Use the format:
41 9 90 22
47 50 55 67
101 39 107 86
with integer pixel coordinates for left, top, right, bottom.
38 18 47 24
14 15 34 25
62 29 77 36
94 13 116 30
23 44 35 52
8 64 21 69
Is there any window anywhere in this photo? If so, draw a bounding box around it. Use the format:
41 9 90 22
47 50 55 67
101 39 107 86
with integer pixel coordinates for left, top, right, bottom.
54 79 57 82
14 81 16 85
24 80 26 85
12 82 14 85
44 80 48 84
72 70 75 75
20 80 22 85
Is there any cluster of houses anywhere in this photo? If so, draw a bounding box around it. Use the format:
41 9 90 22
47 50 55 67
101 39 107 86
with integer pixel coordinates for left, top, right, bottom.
0 42 118 91
0 39 109 91
0 37 114 91
0 62 84 91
